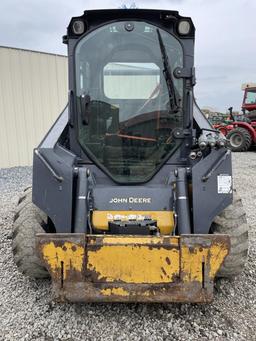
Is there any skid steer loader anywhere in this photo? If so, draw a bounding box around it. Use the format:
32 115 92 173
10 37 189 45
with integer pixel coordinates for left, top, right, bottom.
12 9 249 303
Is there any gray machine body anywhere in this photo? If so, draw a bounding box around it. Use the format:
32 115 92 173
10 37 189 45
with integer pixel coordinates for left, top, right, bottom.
33 104 232 234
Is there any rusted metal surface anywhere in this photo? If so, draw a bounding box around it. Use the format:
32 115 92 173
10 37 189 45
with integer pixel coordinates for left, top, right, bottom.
36 233 230 303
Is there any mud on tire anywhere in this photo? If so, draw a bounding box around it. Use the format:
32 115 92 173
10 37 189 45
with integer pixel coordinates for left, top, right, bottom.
12 188 49 278
211 192 249 277
226 127 252 152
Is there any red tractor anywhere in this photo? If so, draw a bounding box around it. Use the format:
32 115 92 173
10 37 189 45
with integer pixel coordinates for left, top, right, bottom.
216 84 256 152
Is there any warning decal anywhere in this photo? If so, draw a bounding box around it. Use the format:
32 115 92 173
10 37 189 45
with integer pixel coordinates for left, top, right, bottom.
217 174 232 194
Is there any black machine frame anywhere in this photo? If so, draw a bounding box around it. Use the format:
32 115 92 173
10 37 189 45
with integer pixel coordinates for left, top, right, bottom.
32 9 232 238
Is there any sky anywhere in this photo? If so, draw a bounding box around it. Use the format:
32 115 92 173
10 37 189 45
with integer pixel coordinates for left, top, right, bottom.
0 0 255 112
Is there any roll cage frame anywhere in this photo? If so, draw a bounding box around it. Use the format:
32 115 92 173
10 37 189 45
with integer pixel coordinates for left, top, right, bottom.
64 9 196 184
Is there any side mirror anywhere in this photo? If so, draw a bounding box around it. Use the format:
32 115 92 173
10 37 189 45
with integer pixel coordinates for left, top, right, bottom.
228 106 235 122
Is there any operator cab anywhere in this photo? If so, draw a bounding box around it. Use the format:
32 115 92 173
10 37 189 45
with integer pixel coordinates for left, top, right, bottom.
65 10 195 183
242 86 256 112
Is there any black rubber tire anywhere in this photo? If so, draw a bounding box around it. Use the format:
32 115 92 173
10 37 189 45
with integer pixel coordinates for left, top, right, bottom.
12 188 49 278
211 192 249 277
226 127 252 152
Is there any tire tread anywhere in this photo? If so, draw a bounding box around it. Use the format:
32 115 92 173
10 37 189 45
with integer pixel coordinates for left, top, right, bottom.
12 188 49 278
226 127 252 152
212 191 249 277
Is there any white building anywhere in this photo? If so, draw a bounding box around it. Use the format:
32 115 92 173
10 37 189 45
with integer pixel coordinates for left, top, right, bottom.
0 46 68 168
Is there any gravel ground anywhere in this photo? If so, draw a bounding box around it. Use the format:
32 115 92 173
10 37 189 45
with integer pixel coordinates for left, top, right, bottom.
0 153 255 341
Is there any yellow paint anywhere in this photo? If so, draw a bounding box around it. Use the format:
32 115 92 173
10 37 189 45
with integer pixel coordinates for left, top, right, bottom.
101 287 129 297
181 246 208 282
142 290 153 297
87 245 179 284
101 287 152 297
181 242 229 282
209 243 229 278
90 235 179 246
41 242 84 279
40 236 229 290
92 211 174 234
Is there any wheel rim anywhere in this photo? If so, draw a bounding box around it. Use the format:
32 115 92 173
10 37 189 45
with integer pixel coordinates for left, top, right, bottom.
229 133 243 148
